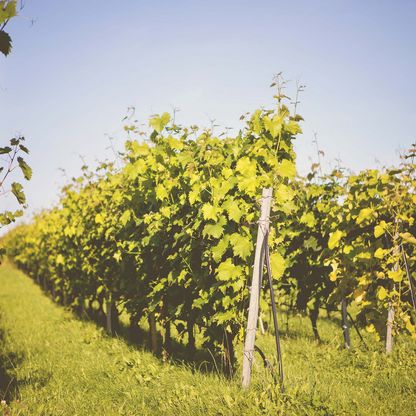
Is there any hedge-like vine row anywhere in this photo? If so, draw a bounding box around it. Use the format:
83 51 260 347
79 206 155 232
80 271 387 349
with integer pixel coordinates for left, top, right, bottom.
4 93 301 367
3 92 416 367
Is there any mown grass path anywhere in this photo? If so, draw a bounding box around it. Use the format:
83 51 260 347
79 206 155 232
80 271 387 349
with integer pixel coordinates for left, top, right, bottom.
0 261 415 415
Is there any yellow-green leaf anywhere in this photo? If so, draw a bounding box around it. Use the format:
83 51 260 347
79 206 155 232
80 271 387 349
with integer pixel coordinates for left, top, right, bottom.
223 200 243 223
401 232 416 245
202 223 223 239
95 213 105 224
212 236 230 262
387 269 404 282
120 210 131 226
216 259 242 281
300 212 316 228
356 208 374 225
374 247 386 259
374 221 387 238
276 159 296 179
155 184 169 200
229 233 252 260
263 114 283 137
149 112 170 133
377 286 388 300
202 203 218 221
269 252 286 279
236 157 256 177
328 230 344 250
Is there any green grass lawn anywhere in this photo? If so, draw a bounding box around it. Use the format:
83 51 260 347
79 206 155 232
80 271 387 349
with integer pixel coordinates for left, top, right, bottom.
0 261 415 416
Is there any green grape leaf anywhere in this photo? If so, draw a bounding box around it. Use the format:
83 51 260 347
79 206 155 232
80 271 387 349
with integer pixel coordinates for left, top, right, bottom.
11 182 25 204
120 210 131 226
269 252 286 279
374 224 385 238
216 259 242 281
285 120 302 135
374 247 386 259
202 203 218 221
377 286 387 300
149 112 170 133
0 30 12 56
211 236 230 262
95 213 105 224
229 233 252 260
223 199 243 223
300 212 316 228
155 184 169 200
387 269 404 282
328 230 344 250
0 146 12 154
0 1 17 23
276 159 296 179
356 208 374 225
400 232 416 245
202 223 223 239
17 157 32 180
263 114 283 137
236 157 256 177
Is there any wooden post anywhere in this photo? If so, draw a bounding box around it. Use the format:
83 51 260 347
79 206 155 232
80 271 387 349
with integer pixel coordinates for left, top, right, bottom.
148 312 158 354
129 314 141 344
187 320 196 355
222 330 235 378
242 188 272 388
162 299 171 355
386 304 394 354
106 298 119 335
63 288 68 307
106 299 113 335
164 321 171 354
341 298 350 349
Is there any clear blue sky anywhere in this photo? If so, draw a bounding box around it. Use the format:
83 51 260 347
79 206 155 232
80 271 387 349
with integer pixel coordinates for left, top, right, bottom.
1 0 415 222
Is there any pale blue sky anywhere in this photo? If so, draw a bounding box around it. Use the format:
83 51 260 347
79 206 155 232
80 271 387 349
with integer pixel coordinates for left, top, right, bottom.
1 0 415 223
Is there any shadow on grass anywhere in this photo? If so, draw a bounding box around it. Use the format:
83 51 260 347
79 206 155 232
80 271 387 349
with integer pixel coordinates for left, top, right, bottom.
275 309 346 343
38 281 346 375
0 324 52 403
69 304 219 375
0 327 22 402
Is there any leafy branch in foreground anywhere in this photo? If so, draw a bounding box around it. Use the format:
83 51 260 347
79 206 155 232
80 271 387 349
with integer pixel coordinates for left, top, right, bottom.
0 0 18 56
0 136 31 258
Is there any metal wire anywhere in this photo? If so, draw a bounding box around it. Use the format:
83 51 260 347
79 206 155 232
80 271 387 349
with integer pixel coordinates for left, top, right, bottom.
263 233 285 393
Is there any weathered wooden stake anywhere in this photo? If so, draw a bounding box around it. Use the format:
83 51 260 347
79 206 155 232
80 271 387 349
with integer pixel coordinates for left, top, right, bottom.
129 314 140 343
341 298 350 349
187 321 196 354
148 312 158 354
63 289 68 307
386 304 395 354
242 188 272 388
106 299 113 335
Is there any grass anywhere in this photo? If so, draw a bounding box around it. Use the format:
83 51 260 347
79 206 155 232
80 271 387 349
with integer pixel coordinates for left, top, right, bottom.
0 261 415 415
